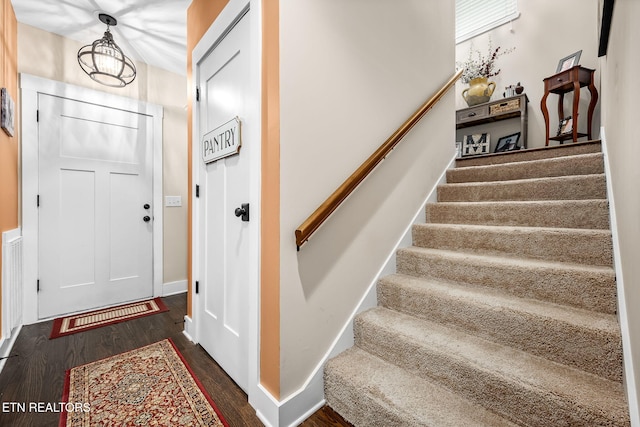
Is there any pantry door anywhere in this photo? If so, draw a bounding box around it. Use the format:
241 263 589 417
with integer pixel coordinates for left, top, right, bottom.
196 9 251 392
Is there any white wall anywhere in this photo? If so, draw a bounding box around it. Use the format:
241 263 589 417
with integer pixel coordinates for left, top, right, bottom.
455 0 600 149
600 0 640 422
279 0 455 398
17 23 188 285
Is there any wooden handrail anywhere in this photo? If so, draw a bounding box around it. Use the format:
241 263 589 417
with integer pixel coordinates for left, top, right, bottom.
295 69 463 249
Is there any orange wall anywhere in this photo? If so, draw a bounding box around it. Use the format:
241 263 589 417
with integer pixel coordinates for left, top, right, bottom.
0 0 19 336
260 0 280 400
186 0 281 399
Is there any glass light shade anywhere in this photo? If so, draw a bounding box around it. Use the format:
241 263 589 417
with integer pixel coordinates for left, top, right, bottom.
78 29 136 87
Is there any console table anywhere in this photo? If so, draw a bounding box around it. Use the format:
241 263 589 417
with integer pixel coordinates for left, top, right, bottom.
541 65 598 146
456 94 529 150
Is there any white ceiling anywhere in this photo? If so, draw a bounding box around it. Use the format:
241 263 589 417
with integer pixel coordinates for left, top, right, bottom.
11 0 190 76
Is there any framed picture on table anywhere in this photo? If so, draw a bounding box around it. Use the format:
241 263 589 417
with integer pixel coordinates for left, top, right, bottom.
495 132 521 153
462 133 490 157
556 50 582 73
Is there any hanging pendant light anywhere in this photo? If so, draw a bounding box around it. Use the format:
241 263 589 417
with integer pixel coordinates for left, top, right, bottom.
78 13 136 87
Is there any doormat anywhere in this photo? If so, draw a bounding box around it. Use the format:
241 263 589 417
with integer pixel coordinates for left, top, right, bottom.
59 339 228 427
50 298 169 339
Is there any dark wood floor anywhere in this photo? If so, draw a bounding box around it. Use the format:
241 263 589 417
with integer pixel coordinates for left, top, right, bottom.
0 294 350 427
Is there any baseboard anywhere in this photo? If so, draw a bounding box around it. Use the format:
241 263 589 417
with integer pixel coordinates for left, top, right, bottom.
183 315 195 343
600 128 640 426
162 280 187 296
0 324 22 375
250 153 456 427
252 382 326 427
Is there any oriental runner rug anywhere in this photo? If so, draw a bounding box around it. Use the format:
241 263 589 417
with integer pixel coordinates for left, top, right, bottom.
59 339 228 427
50 298 169 339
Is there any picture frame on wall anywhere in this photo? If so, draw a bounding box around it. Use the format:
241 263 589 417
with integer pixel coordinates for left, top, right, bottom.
556 50 582 73
462 133 490 157
494 132 521 153
1 88 15 137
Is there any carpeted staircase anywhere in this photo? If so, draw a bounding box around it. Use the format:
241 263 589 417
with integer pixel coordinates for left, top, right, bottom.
324 141 630 426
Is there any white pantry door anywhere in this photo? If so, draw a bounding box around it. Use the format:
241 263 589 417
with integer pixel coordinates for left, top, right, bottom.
197 10 251 392
38 94 153 319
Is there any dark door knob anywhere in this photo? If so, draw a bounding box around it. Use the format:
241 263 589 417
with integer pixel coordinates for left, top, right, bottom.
143 216 151 222
234 203 249 222
143 203 150 209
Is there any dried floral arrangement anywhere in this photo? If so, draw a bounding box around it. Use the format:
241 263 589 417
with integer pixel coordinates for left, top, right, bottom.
456 39 515 84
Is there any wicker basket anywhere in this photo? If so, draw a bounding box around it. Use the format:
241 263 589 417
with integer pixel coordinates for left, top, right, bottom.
490 98 520 115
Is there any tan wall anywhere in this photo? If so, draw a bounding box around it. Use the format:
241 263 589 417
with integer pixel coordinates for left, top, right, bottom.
0 0 19 335
278 0 455 398
17 23 188 285
600 0 640 415
455 0 600 149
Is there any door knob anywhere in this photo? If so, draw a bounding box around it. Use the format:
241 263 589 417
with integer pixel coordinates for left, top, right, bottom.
143 216 151 222
143 203 150 209
234 203 249 222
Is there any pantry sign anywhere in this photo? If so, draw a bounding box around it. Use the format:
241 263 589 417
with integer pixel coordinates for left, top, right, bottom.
202 117 241 164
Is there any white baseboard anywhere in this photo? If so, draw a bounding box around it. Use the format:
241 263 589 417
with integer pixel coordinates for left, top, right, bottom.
183 315 195 343
250 153 456 427
600 128 640 426
163 280 187 296
0 324 22 375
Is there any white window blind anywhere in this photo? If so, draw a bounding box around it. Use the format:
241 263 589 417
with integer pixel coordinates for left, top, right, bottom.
456 0 519 44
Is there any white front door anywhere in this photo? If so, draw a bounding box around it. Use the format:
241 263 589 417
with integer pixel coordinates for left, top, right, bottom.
38 94 154 319
196 10 250 392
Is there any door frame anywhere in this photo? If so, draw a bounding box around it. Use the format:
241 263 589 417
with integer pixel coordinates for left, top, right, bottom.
20 74 164 324
189 0 261 409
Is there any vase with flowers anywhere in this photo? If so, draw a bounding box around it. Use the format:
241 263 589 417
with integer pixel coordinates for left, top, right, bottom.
457 40 514 107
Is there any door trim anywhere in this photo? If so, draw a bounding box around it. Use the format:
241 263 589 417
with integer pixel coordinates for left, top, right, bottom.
190 0 261 411
20 74 164 324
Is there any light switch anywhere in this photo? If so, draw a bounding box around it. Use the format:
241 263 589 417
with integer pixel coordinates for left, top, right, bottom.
165 196 182 207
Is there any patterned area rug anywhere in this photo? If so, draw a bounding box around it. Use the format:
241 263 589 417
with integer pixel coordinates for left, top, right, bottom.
50 298 169 339
59 339 228 427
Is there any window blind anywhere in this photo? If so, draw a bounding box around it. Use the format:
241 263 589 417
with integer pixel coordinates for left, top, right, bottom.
456 0 519 44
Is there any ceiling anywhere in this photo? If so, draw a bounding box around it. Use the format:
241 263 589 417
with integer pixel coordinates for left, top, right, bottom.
11 0 191 76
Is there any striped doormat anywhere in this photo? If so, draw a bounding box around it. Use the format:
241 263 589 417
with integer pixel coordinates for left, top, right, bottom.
50 298 169 339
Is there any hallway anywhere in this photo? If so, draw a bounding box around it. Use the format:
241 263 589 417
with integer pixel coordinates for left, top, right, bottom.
0 295 348 426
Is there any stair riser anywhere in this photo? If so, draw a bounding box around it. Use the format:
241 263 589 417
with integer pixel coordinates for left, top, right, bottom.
449 153 604 183
438 175 606 202
426 200 610 229
355 317 627 427
412 224 613 266
397 249 617 314
378 279 622 382
454 142 601 167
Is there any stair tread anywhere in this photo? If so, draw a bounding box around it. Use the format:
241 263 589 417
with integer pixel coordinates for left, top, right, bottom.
454 152 603 173
440 173 605 188
431 198 607 207
358 307 627 414
326 346 519 427
381 273 619 334
455 141 602 167
398 246 614 274
427 199 610 230
414 222 612 236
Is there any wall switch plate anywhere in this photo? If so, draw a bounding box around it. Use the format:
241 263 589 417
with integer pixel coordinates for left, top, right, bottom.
165 196 182 207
